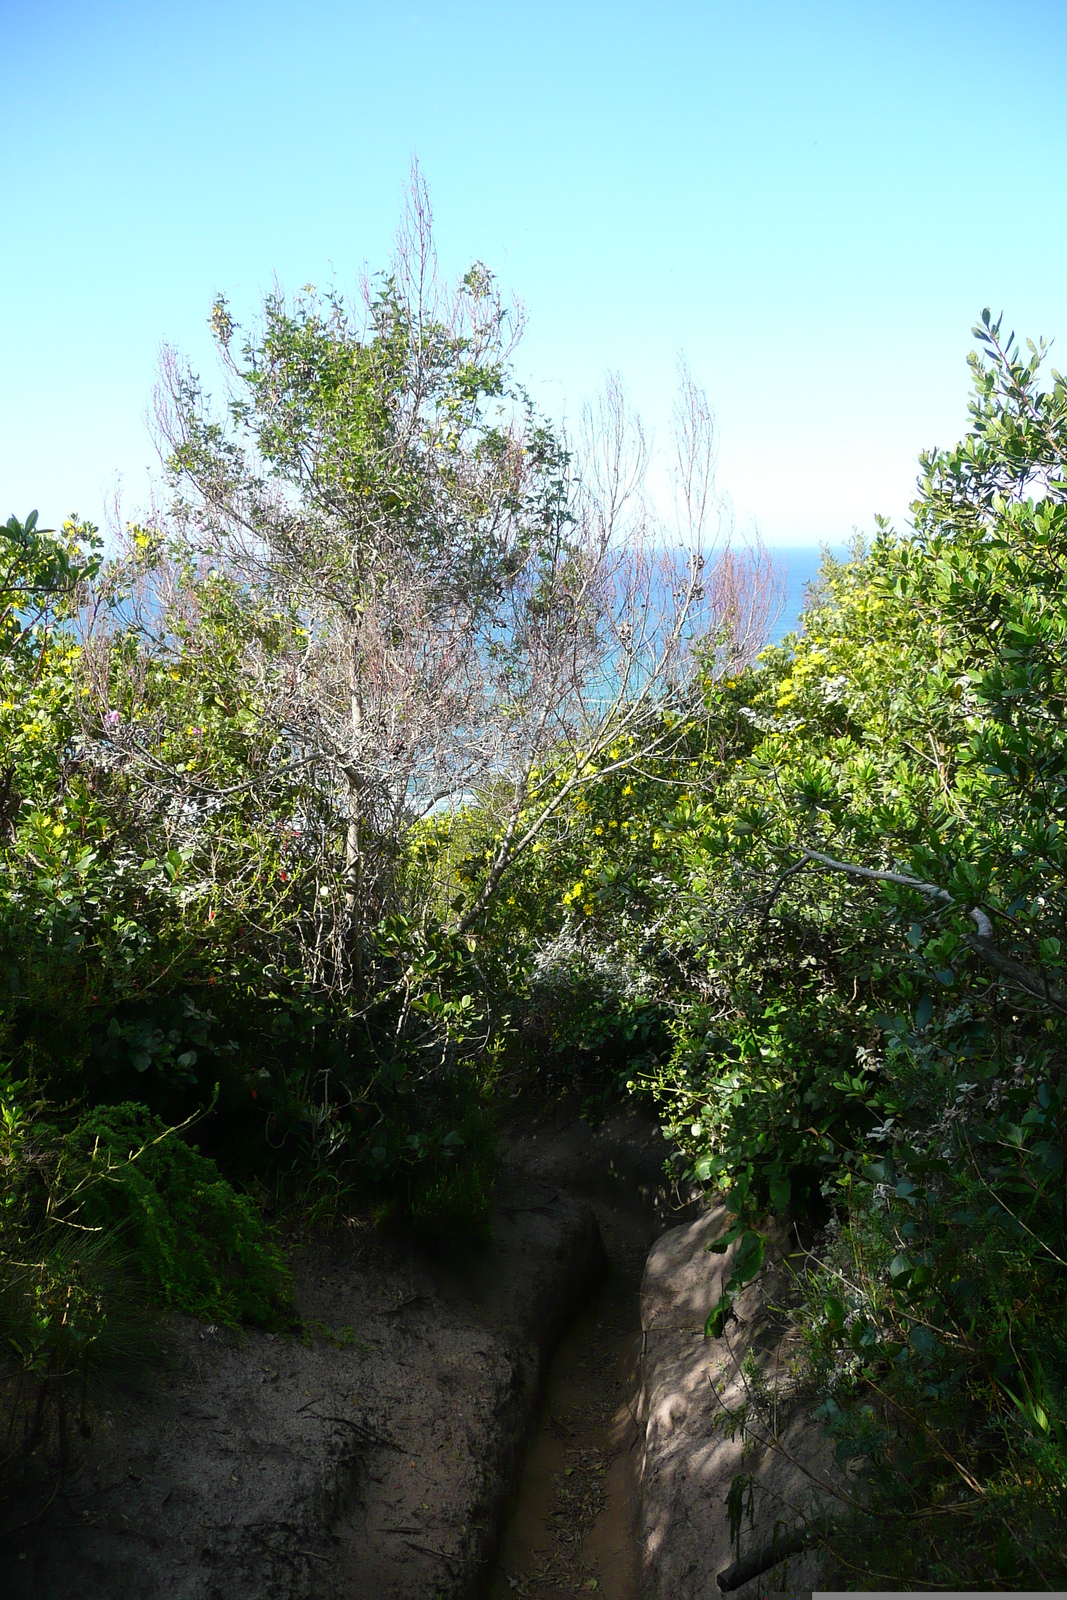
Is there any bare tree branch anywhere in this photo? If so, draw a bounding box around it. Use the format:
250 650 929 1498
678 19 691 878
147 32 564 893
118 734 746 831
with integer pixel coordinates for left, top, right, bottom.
797 849 1067 1014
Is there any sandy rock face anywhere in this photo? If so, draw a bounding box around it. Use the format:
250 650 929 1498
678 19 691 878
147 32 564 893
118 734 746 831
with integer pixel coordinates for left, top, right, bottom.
0 1176 603 1600
636 1206 836 1600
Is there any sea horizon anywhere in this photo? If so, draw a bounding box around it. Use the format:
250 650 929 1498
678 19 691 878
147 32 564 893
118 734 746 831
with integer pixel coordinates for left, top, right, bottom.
767 544 849 643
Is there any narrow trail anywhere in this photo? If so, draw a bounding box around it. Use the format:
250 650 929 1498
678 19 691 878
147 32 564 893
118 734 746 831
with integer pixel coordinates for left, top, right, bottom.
489 1239 641 1599
491 1103 697 1600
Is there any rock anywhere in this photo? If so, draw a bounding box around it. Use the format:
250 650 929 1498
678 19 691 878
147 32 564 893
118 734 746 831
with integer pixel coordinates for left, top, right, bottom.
636 1205 839 1600
0 1175 604 1600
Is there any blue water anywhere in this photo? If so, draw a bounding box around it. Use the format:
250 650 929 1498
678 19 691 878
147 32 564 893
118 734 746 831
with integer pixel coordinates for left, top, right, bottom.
768 545 847 644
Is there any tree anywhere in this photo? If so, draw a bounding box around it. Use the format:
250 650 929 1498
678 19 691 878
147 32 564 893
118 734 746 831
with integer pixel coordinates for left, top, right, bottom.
97 172 777 1007
0 510 101 661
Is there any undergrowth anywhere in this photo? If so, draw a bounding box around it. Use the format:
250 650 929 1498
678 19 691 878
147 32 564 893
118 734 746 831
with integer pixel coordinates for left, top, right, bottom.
0 1071 290 1482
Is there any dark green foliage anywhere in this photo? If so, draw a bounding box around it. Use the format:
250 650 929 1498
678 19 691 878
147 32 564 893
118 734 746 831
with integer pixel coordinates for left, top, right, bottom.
62 1103 289 1326
800 1071 1067 1585
0 1225 156 1477
404 1130 497 1246
0 1071 286 1478
630 314 1067 1586
344 919 502 1237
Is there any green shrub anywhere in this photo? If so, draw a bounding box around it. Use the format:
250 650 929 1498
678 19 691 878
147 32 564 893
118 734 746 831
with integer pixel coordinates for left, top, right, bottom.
795 1078 1067 1588
652 315 1067 1587
62 1103 290 1326
0 1224 158 1472
0 1074 161 1471
407 1156 496 1247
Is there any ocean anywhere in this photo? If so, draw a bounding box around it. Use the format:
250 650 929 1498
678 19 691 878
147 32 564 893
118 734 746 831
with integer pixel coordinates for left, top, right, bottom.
767 545 847 644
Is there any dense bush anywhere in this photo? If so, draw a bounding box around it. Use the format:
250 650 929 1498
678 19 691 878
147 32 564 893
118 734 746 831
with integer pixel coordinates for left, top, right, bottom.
60 1103 289 1325
451 312 1067 1583
0 1068 289 1481
627 315 1067 1585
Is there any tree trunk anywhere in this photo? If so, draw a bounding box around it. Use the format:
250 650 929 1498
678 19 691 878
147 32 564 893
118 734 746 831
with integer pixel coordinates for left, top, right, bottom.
343 671 364 991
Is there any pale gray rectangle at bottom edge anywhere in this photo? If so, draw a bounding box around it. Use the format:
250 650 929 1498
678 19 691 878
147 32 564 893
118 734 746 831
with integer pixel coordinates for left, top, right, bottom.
815 1593 1067 1599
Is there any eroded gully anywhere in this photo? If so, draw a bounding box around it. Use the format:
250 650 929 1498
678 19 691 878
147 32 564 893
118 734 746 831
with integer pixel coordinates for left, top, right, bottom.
490 1105 699 1599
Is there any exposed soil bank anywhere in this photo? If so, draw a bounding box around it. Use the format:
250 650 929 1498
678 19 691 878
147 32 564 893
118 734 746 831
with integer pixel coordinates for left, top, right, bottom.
0 1171 604 1600
499 1115 844 1600
3 1099 796 1600
637 1209 838 1600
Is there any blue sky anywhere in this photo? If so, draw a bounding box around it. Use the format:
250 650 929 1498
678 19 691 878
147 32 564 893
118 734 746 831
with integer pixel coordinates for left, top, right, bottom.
3 0 1066 546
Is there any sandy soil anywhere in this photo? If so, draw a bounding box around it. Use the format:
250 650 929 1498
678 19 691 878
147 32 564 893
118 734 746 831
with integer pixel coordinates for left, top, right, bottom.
636 1208 838 1600
489 1254 641 1600
0 1170 603 1600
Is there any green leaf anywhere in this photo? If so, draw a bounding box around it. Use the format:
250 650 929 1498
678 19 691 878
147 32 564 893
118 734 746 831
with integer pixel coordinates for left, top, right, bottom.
908 1324 938 1359
729 1229 765 1288
848 1316 871 1351
704 1297 729 1339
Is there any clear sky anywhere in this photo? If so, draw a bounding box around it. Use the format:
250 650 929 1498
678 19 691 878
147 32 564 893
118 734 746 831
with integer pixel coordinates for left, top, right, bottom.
3 0 1066 547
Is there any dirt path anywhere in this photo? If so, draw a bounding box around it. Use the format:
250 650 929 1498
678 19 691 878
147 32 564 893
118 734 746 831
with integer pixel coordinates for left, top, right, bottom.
489 1238 641 1599
493 1104 699 1600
